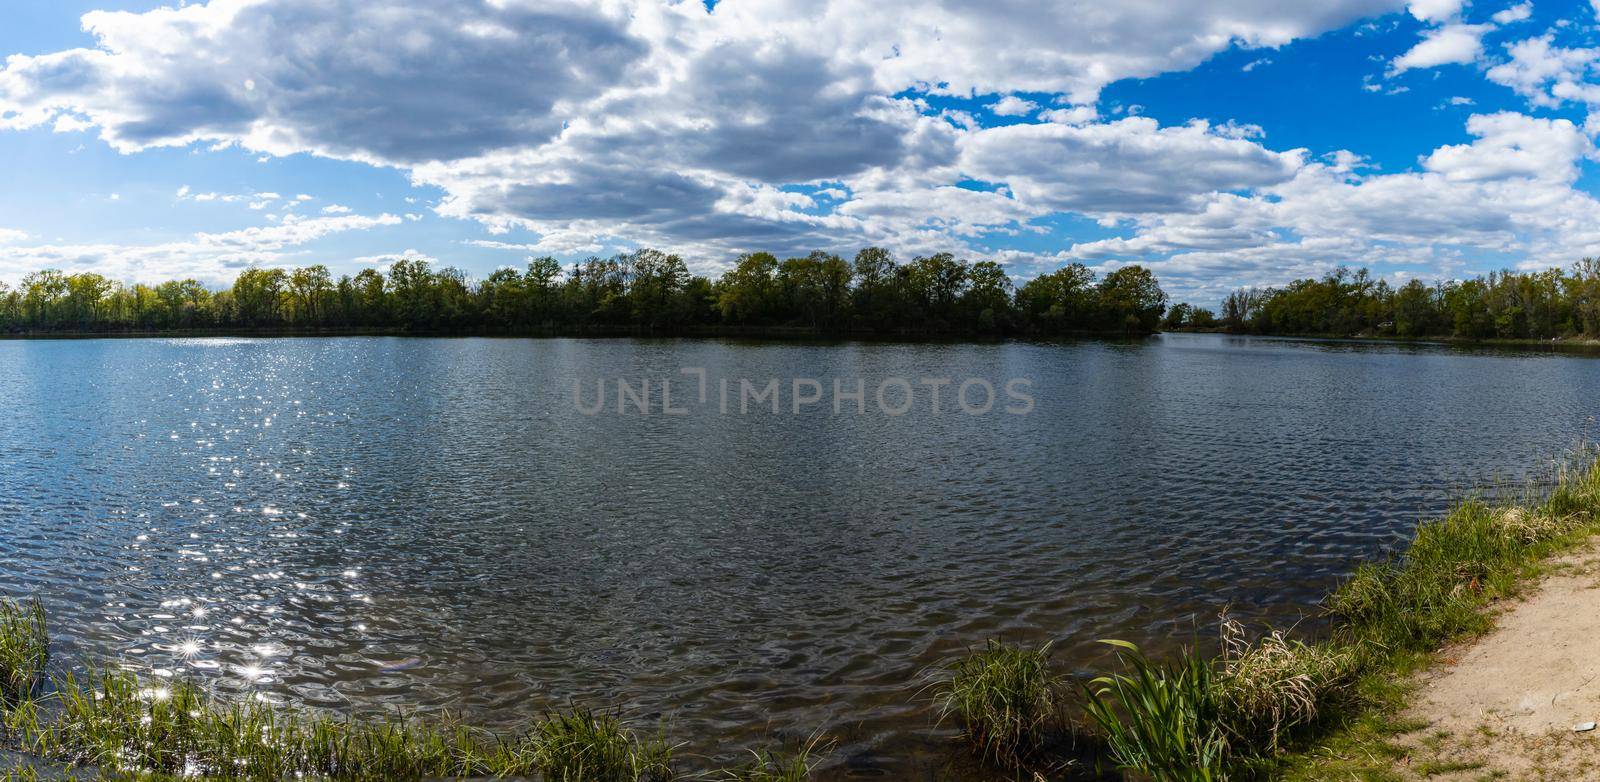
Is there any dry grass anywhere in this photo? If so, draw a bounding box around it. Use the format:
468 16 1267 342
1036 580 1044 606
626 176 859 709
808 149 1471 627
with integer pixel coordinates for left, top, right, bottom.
1214 617 1360 754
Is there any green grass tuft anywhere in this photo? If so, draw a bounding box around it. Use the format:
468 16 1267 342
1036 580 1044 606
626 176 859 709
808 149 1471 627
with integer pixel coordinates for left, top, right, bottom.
1081 639 1227 782
0 598 46 704
525 707 676 782
716 734 830 782
0 643 698 781
935 639 1059 765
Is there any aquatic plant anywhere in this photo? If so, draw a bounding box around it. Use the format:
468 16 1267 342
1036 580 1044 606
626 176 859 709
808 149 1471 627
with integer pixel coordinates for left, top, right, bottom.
713 734 830 782
935 639 1059 764
1080 640 1227 782
0 597 46 704
524 707 676 782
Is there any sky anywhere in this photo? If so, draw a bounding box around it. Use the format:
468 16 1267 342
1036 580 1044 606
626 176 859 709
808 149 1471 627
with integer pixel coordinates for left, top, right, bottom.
2 0 1600 305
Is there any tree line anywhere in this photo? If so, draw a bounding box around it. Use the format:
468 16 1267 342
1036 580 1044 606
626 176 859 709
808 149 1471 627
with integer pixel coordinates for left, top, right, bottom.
1172 260 1600 340
0 249 1169 337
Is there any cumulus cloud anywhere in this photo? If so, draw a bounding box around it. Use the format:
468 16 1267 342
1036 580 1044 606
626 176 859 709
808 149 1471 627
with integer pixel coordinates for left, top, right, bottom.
1492 2 1533 23
989 96 1038 116
10 0 1600 302
1038 105 1100 125
1064 111 1600 301
353 249 437 266
0 0 648 163
957 118 1303 215
1485 34 1600 109
1408 0 1466 22
0 0 1411 266
1422 112 1591 182
0 213 403 283
1392 22 1493 72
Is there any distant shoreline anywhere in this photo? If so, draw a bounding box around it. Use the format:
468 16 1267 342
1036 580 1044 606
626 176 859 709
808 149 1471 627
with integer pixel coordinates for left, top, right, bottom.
1171 327 1600 352
11 326 1600 353
0 324 1156 342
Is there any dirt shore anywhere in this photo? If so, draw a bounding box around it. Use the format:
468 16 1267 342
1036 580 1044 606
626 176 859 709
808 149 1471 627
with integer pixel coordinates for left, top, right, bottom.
1395 543 1600 780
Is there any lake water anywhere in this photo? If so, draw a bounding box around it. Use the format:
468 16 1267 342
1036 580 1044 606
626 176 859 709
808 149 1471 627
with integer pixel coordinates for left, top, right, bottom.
3 333 1598 775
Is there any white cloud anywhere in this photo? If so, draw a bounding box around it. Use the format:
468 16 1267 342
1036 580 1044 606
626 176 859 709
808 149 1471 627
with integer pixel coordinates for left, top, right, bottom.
0 0 647 162
0 213 404 284
16 0 1600 303
0 0 1409 266
321 204 353 215
989 95 1038 116
1422 112 1590 183
1392 23 1492 72
353 249 436 266
1492 2 1533 23
0 228 27 244
1038 105 1099 125
1485 35 1600 109
1062 111 1600 300
1408 0 1465 22
958 118 1301 216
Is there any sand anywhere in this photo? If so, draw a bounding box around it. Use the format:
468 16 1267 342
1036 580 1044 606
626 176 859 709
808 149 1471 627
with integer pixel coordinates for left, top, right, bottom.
1394 545 1600 780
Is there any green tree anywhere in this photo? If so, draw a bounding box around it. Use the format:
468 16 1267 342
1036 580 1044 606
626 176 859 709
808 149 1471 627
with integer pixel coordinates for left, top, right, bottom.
716 252 780 324
1096 265 1168 332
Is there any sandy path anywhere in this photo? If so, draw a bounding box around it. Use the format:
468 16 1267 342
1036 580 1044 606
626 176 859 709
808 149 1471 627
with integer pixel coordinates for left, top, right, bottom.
1397 545 1600 780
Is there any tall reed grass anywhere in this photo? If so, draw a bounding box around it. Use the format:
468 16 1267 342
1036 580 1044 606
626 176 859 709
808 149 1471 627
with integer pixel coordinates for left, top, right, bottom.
1082 640 1228 782
0 599 45 704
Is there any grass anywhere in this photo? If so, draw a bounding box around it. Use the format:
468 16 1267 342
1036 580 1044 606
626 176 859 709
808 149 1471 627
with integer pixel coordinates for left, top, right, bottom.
526 708 675 781
0 599 833 781
1082 640 1228 781
715 735 830 782
933 639 1059 765
0 599 45 704
938 453 1600 780
1212 617 1360 756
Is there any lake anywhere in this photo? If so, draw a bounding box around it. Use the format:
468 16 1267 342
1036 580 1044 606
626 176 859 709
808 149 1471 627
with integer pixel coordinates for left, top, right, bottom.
2 333 1597 776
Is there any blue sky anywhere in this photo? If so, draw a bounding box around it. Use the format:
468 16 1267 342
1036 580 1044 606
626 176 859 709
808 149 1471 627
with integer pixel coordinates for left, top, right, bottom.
2 0 1600 304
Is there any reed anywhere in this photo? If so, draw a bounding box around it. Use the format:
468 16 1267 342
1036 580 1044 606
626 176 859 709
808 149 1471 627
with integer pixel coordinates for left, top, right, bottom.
0 599 45 704
1080 640 1227 782
1212 618 1359 755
